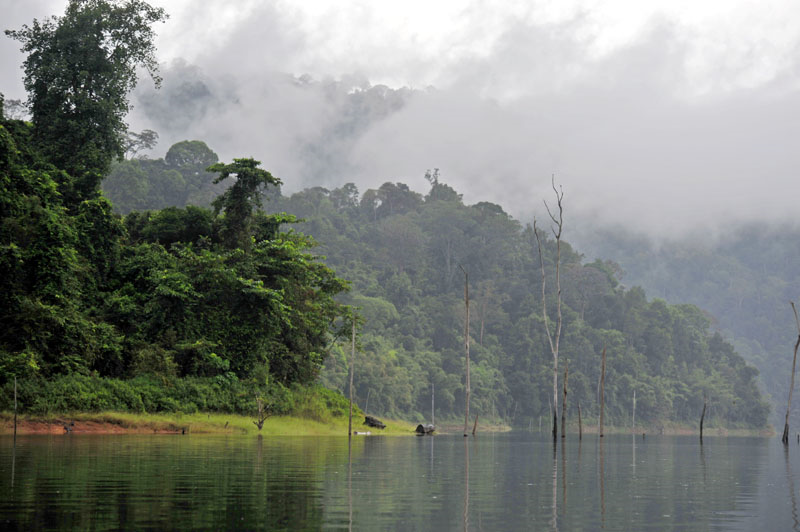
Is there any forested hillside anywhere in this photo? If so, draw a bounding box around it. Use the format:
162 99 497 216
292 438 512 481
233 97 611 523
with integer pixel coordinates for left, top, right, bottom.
269 178 769 427
1 0 770 430
575 227 800 426
0 0 350 416
102 151 771 427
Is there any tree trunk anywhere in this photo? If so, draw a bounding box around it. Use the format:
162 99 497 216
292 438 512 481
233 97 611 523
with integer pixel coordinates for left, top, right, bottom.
461 267 471 437
562 362 569 438
534 179 565 442
783 302 800 445
348 320 355 437
700 395 707 442
600 346 606 438
578 401 583 440
14 376 17 439
431 379 435 427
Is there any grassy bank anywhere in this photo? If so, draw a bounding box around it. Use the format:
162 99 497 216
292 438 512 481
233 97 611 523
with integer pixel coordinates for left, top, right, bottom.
0 411 415 436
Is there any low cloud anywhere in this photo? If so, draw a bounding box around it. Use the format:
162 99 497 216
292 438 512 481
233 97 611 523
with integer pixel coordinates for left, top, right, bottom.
6 1 800 240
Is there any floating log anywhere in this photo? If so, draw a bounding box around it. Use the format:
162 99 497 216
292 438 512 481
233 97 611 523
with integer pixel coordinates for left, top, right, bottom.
364 415 386 429
416 423 435 435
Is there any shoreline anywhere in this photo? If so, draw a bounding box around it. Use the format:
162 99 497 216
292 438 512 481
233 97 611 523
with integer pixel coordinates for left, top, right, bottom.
1 412 773 437
0 412 415 436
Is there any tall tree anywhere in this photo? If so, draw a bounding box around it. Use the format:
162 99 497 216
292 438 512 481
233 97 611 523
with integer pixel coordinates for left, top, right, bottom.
782 302 800 445
535 178 565 439
6 0 167 200
460 266 471 436
208 158 282 250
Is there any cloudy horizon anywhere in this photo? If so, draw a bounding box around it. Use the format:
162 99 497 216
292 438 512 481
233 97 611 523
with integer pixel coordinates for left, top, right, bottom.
3 0 800 241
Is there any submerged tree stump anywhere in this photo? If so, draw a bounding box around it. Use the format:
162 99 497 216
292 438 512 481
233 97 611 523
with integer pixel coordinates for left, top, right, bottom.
364 415 386 429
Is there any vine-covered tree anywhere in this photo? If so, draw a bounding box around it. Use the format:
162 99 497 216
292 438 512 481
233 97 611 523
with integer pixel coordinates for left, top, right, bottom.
208 158 282 250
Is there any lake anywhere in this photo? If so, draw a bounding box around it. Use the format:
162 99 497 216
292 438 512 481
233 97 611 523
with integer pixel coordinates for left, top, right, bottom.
1 431 799 530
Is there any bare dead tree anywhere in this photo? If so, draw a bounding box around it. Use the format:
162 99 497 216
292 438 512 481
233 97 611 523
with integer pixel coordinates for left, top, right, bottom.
783 302 800 445
600 346 606 438
534 177 565 440
431 378 435 427
578 401 583 440
253 395 272 430
14 376 17 439
700 394 707 442
562 362 569 438
460 265 471 437
349 319 356 437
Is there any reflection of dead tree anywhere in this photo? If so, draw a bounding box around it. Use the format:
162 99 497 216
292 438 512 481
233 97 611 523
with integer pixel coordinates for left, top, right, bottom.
535 177 565 440
599 439 606 527
463 437 470 532
550 441 558 532
785 445 800 532
253 396 273 430
783 302 800 445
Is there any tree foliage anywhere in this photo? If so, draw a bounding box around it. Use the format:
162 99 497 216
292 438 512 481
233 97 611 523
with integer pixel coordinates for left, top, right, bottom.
0 107 348 390
270 177 769 427
6 0 167 198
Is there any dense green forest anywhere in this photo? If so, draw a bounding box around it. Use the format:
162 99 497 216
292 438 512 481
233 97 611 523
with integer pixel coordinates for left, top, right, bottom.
0 0 351 417
575 227 800 426
1 0 770 429
98 145 770 427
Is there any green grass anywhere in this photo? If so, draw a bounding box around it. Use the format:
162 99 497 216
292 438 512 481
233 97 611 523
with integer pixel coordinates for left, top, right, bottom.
0 410 416 436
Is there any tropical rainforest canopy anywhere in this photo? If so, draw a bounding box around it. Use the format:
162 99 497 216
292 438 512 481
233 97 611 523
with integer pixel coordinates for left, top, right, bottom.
0 0 769 428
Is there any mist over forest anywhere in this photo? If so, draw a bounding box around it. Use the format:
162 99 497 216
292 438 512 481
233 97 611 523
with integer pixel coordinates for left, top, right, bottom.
3 0 799 430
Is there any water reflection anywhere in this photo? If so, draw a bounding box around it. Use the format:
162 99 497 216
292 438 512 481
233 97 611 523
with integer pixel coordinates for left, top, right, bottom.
551 440 558 532
9 437 14 489
348 436 353 532
599 437 606 529
785 446 800 532
463 437 470 532
561 437 567 516
0 434 792 530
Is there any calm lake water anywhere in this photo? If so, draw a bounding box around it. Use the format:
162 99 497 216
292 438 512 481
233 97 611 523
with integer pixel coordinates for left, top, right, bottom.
1 431 799 530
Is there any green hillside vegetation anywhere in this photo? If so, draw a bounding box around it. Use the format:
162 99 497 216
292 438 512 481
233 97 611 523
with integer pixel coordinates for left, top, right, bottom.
1 0 769 430
259 177 769 427
576 226 800 426
0 1 350 421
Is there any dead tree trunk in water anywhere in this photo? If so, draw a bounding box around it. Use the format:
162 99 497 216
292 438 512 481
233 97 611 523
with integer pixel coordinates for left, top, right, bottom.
561 362 569 438
348 319 356 437
534 177 565 440
700 395 707 442
783 302 800 445
600 346 606 438
431 379 435 427
578 401 583 440
460 266 471 437
13 376 17 439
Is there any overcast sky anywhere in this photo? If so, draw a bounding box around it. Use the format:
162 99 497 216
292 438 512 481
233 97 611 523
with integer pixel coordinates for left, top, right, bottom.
3 0 800 240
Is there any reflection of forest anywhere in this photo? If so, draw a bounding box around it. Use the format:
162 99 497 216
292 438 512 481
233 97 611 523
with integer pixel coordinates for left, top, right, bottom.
0 434 778 530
